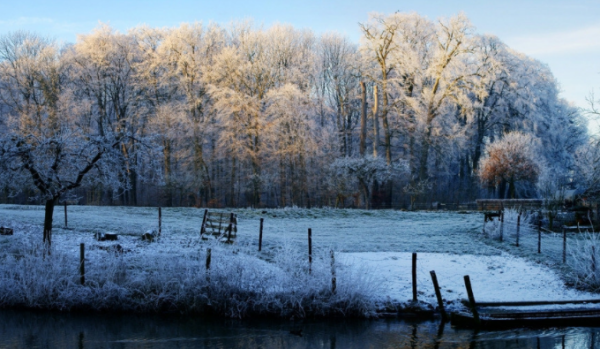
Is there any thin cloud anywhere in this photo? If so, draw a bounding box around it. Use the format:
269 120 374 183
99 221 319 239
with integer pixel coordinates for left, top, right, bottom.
507 24 600 56
0 17 55 26
0 17 89 42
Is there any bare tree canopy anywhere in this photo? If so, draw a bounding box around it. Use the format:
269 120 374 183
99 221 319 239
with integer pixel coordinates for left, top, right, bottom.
0 12 591 240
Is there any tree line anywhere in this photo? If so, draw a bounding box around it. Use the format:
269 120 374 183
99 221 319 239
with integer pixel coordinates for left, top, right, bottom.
0 12 591 219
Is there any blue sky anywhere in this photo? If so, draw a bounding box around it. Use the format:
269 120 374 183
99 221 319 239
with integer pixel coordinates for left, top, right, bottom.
1 0 599 127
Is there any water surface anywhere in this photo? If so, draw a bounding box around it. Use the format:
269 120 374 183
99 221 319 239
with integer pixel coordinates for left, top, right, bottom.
0 310 598 348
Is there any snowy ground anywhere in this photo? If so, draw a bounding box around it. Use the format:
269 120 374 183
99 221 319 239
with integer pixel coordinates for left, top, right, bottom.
338 252 600 313
0 204 491 254
0 204 598 316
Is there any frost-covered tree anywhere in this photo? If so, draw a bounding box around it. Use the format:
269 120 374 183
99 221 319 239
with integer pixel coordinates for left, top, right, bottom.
479 132 541 198
67 24 143 205
264 84 318 206
330 156 407 209
315 33 360 157
0 32 126 245
0 13 590 209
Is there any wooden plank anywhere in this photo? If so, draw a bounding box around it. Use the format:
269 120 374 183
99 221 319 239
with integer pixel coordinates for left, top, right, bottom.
451 310 600 329
475 299 600 307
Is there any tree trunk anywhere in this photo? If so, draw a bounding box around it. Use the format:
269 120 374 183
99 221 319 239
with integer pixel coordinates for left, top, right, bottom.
359 178 370 210
381 102 392 165
372 85 379 157
43 197 58 246
163 139 173 207
498 179 507 199
359 81 367 157
508 178 516 199
418 125 433 181
129 168 137 206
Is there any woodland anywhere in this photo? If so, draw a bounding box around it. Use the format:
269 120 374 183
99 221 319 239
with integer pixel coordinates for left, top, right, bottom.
0 12 596 221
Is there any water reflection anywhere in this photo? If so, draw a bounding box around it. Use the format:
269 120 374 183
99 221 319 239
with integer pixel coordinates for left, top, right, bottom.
0 310 597 349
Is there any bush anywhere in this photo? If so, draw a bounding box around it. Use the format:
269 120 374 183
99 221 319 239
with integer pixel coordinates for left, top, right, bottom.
481 208 534 240
568 232 600 291
0 226 381 318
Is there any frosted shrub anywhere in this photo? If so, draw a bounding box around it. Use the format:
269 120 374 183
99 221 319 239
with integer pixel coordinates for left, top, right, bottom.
0 226 380 318
482 218 501 239
481 208 534 240
568 232 600 291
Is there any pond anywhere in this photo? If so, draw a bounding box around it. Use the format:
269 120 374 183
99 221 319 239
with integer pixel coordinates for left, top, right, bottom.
0 310 598 349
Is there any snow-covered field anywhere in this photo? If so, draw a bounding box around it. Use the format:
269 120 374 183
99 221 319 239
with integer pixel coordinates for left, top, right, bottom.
0 204 597 317
0 205 491 254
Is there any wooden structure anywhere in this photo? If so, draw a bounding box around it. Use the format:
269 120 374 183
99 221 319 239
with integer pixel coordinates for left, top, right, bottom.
0 227 13 235
476 199 543 211
451 304 600 329
484 211 502 222
453 275 600 329
200 211 237 243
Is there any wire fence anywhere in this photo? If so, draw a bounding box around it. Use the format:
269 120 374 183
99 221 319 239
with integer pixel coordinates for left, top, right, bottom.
480 209 600 287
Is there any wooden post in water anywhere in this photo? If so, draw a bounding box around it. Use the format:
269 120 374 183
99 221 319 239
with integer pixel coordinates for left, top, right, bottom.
308 228 312 274
516 213 521 247
200 209 208 236
79 243 85 286
430 270 447 321
412 252 418 302
563 227 567 264
330 250 337 294
158 207 162 238
64 202 68 228
258 218 264 252
463 275 480 325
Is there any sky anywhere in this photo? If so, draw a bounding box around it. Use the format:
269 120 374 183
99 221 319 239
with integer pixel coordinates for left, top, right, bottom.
1 0 599 129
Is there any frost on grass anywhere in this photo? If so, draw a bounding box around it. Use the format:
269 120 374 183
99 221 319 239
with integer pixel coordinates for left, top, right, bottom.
481 208 536 240
0 223 381 318
568 232 600 291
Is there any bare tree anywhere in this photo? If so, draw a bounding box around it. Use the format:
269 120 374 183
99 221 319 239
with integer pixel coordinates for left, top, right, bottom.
0 32 127 246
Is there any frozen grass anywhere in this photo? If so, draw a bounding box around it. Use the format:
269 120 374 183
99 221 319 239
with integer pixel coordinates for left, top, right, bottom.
0 222 380 318
479 208 600 288
568 232 600 291
1 204 598 318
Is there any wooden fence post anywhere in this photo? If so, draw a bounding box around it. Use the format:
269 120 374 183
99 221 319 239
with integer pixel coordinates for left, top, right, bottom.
79 243 85 286
593 246 596 274
499 209 504 242
308 228 312 274
200 209 208 236
258 218 264 252
330 250 336 294
226 213 234 243
205 248 211 270
412 252 418 302
463 275 480 325
158 207 162 237
538 218 542 254
205 248 211 284
563 227 567 264
516 213 521 247
64 202 68 228
430 270 447 321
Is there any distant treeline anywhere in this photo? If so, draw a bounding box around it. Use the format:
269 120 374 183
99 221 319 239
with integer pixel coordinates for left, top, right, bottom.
0 12 589 209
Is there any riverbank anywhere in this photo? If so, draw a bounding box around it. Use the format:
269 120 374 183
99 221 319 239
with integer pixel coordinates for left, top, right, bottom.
0 205 597 318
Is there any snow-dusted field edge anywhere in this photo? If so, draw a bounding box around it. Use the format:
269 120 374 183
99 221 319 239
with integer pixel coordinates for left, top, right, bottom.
0 204 597 318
